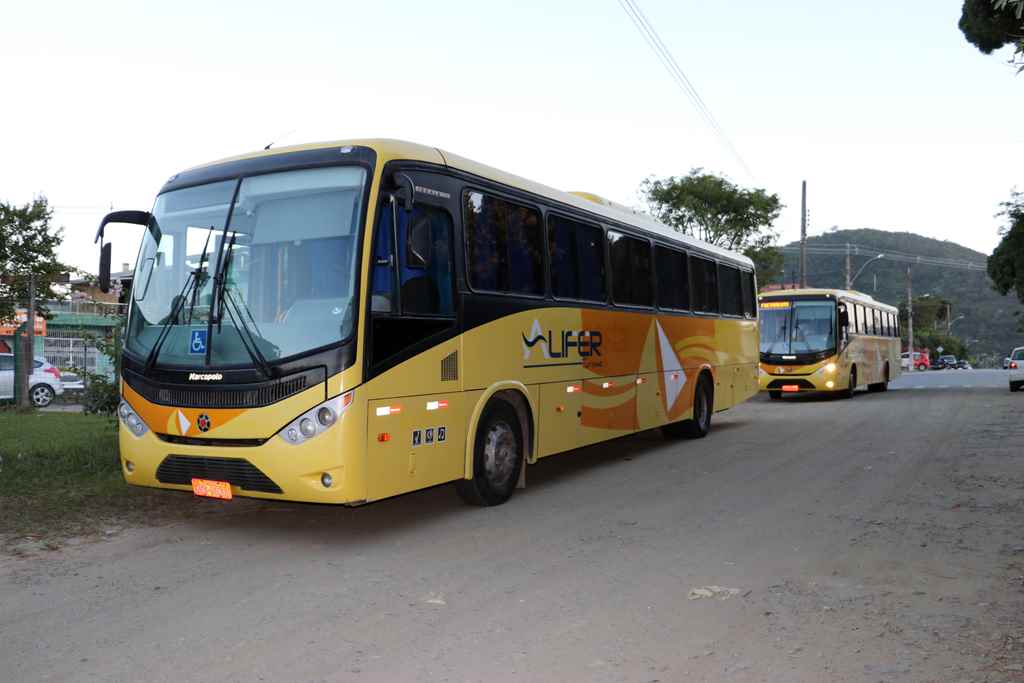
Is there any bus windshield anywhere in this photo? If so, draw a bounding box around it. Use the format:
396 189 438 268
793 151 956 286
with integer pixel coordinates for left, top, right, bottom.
125 166 368 367
759 300 837 356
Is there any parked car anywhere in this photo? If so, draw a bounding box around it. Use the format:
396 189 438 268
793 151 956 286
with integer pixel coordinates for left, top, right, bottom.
1010 347 1024 392
60 371 85 391
0 353 65 407
930 358 949 370
901 351 930 371
1005 357 1012 369
938 355 958 368
955 359 972 370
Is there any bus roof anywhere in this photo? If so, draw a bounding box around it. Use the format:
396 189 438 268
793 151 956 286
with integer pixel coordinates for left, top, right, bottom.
758 287 899 312
181 138 754 269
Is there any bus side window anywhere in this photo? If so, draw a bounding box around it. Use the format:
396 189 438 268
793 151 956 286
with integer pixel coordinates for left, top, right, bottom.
369 202 456 368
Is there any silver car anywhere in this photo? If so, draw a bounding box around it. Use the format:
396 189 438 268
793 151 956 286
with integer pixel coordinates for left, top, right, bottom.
0 353 65 407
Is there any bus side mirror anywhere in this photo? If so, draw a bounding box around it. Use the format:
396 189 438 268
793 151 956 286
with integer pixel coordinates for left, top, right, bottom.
98 243 112 293
392 172 415 212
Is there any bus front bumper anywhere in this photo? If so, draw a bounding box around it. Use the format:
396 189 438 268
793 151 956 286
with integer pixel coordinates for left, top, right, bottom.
758 363 843 394
117 421 360 505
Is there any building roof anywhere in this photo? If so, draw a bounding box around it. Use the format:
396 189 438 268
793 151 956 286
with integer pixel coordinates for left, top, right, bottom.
180 138 754 268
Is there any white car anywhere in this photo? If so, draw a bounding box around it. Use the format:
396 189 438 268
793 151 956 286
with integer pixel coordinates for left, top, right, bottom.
1010 347 1024 393
0 353 65 407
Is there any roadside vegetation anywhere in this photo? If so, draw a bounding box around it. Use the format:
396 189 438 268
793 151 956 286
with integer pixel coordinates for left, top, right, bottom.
0 409 198 548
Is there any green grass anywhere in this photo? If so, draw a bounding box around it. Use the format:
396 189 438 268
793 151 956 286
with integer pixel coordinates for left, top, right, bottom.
0 410 202 545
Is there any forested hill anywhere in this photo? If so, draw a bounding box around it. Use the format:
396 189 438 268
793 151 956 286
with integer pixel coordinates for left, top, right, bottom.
775 229 1023 364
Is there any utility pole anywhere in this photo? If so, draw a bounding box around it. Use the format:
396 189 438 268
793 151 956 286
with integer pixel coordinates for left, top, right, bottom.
19 273 36 408
799 180 807 288
906 265 914 362
946 302 952 334
845 243 851 290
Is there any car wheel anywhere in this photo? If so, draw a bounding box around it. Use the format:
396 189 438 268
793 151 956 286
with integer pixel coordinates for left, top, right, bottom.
30 384 55 408
456 401 524 506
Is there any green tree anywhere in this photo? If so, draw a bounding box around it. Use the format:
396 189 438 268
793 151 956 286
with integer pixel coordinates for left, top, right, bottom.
988 191 1024 308
0 197 72 323
959 0 1024 71
640 170 783 280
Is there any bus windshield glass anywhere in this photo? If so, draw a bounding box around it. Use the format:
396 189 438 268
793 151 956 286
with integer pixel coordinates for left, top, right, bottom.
125 166 368 366
759 299 837 356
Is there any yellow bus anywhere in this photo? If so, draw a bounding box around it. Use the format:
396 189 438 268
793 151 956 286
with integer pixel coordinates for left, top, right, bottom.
757 288 901 399
95 139 759 507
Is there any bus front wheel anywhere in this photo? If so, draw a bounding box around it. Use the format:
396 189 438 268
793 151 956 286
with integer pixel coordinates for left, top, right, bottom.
663 374 713 439
456 401 524 506
841 367 857 399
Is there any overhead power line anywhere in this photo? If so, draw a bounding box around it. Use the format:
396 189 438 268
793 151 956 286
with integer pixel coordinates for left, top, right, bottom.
777 244 987 272
616 0 755 180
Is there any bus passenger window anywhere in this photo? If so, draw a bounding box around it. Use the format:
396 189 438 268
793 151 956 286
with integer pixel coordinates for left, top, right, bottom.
655 246 689 310
741 270 756 318
718 264 743 316
608 231 652 306
464 191 543 296
548 215 606 302
690 255 719 314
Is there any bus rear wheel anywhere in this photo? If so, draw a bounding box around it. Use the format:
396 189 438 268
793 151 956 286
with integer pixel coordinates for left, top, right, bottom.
456 401 523 506
868 363 889 392
663 374 713 439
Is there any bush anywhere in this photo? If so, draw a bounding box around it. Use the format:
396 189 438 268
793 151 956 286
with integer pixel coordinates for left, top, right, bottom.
81 374 120 415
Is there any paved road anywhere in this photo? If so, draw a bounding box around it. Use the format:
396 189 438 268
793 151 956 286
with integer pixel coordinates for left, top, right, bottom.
3 370 1023 682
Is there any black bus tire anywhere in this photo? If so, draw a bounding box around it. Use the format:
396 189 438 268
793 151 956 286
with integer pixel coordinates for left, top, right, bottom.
456 401 523 506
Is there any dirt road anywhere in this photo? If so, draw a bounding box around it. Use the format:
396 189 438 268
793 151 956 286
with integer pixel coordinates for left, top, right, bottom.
3 373 1023 682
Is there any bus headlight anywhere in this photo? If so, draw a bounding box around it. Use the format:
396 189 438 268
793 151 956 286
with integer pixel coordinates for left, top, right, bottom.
279 390 354 445
117 400 149 437
825 363 837 373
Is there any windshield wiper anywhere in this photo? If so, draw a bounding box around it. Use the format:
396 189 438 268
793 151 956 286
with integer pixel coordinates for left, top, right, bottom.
144 225 215 373
218 285 274 379
144 269 198 373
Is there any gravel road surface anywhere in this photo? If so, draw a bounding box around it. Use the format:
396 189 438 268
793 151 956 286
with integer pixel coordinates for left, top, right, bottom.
3 370 1023 682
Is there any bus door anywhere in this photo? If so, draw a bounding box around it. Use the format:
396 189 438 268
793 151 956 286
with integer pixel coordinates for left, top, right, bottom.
364 171 466 499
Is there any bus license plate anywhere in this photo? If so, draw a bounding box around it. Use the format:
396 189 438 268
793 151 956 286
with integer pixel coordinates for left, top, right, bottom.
191 478 233 500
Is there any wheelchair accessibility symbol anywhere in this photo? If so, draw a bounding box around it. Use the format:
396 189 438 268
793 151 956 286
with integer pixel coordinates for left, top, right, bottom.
189 329 208 355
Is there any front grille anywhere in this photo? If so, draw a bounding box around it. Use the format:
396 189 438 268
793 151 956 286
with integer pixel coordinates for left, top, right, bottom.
767 379 816 390
156 455 282 493
124 367 323 409
157 434 267 448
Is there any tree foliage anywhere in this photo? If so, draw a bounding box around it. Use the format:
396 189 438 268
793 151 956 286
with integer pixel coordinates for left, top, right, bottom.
987 191 1024 305
960 0 1024 70
641 169 783 265
0 197 73 323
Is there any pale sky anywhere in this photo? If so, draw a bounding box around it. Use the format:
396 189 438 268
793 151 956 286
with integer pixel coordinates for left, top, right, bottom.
2 0 1021 275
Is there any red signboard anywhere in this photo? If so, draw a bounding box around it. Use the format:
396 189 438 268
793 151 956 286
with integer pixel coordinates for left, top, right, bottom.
0 309 46 337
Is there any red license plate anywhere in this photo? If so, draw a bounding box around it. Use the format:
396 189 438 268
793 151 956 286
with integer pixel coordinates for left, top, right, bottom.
191 478 233 500
781 385 801 393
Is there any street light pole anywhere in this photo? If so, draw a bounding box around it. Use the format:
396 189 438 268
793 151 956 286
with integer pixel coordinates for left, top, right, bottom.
849 254 884 289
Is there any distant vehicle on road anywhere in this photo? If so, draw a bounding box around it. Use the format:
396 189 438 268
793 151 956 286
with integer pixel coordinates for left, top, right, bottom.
938 354 958 369
1009 347 1024 392
954 359 972 370
0 353 65 407
1005 356 1012 369
901 351 929 371
759 288 901 399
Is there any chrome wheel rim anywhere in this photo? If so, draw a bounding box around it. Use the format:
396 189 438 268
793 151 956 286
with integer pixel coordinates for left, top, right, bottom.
483 420 517 487
31 386 52 407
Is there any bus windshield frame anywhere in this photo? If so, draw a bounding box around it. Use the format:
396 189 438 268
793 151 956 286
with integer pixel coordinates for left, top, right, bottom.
759 296 838 363
124 164 371 370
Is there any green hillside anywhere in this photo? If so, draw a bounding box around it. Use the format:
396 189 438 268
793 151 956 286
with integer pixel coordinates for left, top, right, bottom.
773 229 1023 365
